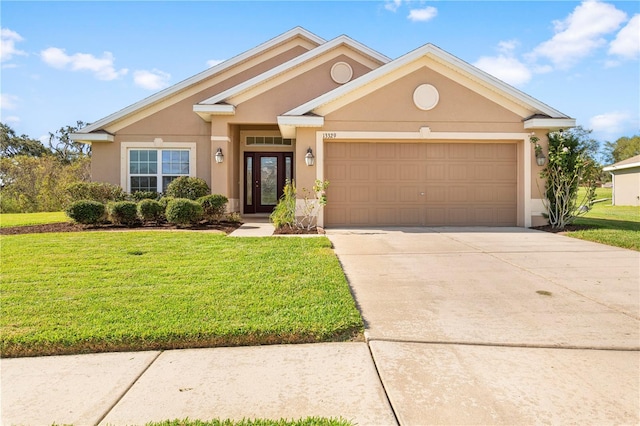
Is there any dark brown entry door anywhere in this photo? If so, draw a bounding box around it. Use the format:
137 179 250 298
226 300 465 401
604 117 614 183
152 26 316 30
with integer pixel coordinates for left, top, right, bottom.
244 152 293 213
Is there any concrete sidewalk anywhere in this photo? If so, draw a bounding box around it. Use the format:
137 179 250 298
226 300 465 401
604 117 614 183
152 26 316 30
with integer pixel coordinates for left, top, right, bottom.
1 343 397 425
229 216 274 237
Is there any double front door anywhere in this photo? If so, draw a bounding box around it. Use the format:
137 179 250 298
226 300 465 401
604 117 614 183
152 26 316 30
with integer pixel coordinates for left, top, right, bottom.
243 152 293 214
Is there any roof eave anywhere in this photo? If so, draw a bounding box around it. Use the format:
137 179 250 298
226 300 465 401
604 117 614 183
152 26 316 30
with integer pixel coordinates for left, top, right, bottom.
523 118 576 130
70 133 115 144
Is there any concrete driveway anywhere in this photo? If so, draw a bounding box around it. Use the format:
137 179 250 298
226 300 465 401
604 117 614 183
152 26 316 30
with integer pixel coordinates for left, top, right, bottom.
327 227 640 425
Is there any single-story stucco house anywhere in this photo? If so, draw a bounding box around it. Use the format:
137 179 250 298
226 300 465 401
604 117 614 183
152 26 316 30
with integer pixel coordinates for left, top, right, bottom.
603 155 640 206
71 27 575 228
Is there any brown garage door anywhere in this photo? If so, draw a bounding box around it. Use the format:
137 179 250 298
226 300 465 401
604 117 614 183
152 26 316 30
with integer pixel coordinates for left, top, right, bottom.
325 142 517 226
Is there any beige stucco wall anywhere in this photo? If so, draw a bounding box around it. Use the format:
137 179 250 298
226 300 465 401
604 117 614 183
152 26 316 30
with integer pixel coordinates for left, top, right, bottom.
612 168 640 206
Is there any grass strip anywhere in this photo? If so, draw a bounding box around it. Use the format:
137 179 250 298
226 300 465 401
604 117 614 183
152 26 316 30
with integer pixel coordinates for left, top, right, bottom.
566 187 640 251
0 211 69 228
1 232 363 357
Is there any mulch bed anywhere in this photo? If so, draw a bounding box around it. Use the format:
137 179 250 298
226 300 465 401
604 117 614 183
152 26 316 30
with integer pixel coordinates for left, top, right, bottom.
273 226 324 235
0 221 242 236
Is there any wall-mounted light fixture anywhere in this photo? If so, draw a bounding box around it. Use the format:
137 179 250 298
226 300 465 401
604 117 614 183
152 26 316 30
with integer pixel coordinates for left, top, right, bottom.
215 148 224 164
305 147 315 166
535 152 547 166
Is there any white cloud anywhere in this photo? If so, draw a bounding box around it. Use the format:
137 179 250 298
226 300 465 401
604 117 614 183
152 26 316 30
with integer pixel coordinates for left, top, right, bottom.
3 115 20 124
385 0 402 12
609 14 640 59
408 6 437 22
1 28 27 63
529 0 627 69
0 94 19 110
206 59 224 68
133 69 171 90
589 111 632 135
474 55 532 86
40 47 128 80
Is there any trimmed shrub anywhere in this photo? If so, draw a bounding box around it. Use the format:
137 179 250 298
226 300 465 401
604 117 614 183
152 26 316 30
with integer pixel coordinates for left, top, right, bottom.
158 196 175 210
129 191 159 202
165 198 203 226
137 199 164 224
198 194 228 222
107 201 139 227
65 200 106 225
66 182 126 205
164 176 210 200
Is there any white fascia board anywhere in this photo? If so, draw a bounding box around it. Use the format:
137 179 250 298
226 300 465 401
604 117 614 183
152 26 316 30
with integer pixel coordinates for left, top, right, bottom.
285 43 570 119
81 27 325 133
277 115 325 139
193 104 236 121
603 162 640 172
70 133 114 143
523 118 576 130
199 35 390 106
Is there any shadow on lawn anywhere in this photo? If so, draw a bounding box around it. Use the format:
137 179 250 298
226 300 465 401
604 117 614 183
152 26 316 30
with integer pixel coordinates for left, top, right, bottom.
573 217 640 231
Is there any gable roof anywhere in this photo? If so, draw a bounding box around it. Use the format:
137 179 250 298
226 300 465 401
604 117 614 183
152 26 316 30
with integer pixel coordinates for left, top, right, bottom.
603 154 640 172
281 43 574 128
79 27 326 134
192 35 390 121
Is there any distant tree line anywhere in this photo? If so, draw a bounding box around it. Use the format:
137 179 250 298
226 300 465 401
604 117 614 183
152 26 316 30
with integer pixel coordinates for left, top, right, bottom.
1 121 91 213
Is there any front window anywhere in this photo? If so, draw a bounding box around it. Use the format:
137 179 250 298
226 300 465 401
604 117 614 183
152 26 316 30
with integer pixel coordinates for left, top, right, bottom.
129 149 190 193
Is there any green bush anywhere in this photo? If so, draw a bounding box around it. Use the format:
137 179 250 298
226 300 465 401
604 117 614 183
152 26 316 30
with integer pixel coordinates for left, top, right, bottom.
164 176 209 200
129 191 159 202
270 180 296 229
66 182 126 205
158 196 174 210
65 200 106 225
198 194 228 222
107 201 139 227
137 199 164 224
165 198 203 226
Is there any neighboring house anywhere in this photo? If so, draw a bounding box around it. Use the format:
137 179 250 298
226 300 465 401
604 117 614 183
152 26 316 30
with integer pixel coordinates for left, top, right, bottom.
603 155 640 206
71 27 575 228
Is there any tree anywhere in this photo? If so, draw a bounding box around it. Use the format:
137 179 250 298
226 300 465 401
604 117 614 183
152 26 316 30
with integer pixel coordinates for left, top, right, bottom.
532 129 598 230
0 122 49 157
48 120 91 163
603 135 640 164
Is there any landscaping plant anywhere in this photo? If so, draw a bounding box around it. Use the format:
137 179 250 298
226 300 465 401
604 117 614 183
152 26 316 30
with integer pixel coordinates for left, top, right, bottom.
270 180 297 230
165 176 210 200
270 179 329 231
138 199 164 224
66 181 126 205
65 200 106 225
165 198 204 226
532 131 598 229
107 200 139 227
198 194 228 222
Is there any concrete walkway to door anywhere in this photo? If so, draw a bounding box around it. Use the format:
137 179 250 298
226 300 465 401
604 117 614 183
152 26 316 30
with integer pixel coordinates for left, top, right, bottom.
326 227 640 425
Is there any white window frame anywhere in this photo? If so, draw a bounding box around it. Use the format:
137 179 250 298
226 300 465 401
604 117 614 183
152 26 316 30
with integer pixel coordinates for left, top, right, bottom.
121 141 197 193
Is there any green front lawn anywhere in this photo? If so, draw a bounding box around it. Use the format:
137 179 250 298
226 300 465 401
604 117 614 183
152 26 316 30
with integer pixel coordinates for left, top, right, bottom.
0 211 69 228
566 187 640 251
0 232 363 357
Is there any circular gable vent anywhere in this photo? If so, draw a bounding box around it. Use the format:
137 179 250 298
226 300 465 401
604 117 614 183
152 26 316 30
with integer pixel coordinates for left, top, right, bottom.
413 84 439 110
330 62 353 84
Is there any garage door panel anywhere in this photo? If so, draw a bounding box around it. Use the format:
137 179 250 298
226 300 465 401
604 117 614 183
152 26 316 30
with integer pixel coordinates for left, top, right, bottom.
349 164 370 180
349 186 370 202
401 164 420 180
376 186 398 202
325 142 517 227
400 186 420 202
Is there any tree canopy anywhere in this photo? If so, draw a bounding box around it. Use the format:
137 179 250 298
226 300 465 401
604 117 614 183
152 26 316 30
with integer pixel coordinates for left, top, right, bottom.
603 135 640 164
0 123 49 158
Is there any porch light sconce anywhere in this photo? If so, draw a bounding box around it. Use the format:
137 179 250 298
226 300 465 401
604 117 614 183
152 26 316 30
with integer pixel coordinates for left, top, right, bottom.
305 147 315 166
535 152 546 166
215 148 224 164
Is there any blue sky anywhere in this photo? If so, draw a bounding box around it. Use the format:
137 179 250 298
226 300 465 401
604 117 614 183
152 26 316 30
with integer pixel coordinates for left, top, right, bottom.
1 1 638 149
